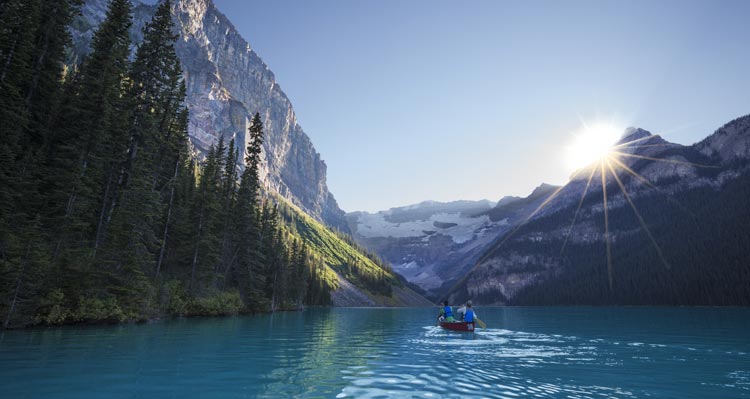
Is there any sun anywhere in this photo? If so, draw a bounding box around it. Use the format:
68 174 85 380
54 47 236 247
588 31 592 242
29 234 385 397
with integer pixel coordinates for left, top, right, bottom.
492 119 699 291
566 122 622 172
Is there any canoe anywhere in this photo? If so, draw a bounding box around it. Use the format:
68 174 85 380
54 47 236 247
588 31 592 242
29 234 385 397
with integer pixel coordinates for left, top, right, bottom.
439 321 475 332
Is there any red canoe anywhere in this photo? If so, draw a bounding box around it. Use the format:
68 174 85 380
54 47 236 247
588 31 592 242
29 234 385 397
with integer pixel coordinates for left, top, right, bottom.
439 321 475 332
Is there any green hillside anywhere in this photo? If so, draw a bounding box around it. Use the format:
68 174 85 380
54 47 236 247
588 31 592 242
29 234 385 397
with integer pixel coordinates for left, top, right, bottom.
275 198 409 304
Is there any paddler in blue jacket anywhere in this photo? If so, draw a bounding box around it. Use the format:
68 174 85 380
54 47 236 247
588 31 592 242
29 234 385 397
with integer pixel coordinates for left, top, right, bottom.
464 301 477 323
437 300 455 322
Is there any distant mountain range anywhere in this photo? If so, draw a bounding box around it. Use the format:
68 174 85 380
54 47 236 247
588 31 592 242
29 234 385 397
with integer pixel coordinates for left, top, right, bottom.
351 116 750 305
346 185 559 299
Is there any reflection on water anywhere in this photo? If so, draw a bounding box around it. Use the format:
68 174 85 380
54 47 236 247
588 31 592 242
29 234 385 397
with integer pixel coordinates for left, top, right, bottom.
1 307 749 398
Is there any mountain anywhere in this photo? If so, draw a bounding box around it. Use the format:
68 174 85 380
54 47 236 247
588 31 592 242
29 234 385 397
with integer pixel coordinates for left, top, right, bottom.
57 0 429 310
696 115 750 162
445 115 750 305
482 183 560 223
347 200 495 297
346 189 559 300
70 0 348 232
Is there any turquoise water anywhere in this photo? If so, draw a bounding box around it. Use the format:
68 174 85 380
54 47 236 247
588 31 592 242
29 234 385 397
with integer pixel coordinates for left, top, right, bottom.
1 307 749 398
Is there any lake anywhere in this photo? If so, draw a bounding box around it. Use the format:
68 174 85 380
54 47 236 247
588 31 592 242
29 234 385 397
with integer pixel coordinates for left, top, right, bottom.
1 307 749 398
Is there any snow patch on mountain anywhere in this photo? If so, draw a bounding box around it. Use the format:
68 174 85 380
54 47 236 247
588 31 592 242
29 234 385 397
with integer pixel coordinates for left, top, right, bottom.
354 211 499 244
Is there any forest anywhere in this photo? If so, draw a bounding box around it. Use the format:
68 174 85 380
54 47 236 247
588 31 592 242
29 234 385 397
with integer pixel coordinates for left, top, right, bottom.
0 0 400 328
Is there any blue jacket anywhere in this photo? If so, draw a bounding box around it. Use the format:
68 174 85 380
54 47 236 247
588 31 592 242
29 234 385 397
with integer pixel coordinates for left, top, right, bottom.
465 309 474 322
443 306 453 318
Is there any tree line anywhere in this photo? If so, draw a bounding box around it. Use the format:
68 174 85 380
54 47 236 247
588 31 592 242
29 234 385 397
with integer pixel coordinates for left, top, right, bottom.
0 0 333 328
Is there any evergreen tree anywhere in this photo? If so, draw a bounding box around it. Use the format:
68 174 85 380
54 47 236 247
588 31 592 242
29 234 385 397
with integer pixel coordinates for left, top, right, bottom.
100 0 187 314
217 138 239 282
0 0 81 326
119 0 180 192
235 113 265 308
1 218 49 327
21 0 81 154
156 109 190 278
163 156 197 280
188 143 222 293
0 0 39 230
260 202 280 309
44 0 134 263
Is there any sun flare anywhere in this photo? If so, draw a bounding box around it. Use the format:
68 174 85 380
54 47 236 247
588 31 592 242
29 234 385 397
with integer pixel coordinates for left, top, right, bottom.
566 123 622 171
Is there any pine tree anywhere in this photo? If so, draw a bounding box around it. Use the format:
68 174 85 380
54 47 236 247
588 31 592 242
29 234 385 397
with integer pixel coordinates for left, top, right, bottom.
235 113 265 308
100 0 187 314
119 0 180 193
287 240 300 308
0 0 81 327
17 1 81 221
163 157 197 280
18 0 80 150
188 143 223 293
260 202 280 309
0 217 51 327
217 138 239 281
43 0 134 263
156 109 190 278
0 0 40 231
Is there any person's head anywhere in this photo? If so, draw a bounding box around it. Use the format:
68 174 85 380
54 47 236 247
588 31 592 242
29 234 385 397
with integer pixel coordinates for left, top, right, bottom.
467 300 472 308
443 300 449 306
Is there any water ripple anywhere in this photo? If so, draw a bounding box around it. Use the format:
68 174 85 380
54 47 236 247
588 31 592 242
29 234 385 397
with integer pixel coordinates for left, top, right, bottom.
1 307 749 398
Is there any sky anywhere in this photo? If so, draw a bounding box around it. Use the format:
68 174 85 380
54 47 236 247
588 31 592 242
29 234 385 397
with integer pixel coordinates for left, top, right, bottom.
212 0 750 212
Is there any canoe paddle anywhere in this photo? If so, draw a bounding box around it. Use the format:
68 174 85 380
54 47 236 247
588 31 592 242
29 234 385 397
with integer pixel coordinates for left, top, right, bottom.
475 318 487 329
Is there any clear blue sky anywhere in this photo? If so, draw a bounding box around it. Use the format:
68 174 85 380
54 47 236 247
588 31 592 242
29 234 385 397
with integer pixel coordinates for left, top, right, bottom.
212 0 750 212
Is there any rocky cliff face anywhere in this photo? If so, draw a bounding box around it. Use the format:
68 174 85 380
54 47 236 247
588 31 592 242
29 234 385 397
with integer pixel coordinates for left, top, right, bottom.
71 0 348 231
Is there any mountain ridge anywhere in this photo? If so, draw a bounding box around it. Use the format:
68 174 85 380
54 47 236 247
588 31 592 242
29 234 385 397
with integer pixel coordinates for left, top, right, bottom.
445 115 750 305
346 185 564 300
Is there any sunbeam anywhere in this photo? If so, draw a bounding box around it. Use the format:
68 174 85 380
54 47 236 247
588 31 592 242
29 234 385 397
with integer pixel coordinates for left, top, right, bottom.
605 160 672 270
477 185 566 264
560 166 596 256
609 156 696 218
612 151 718 169
600 161 614 290
617 143 675 149
611 134 659 149
608 156 659 189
